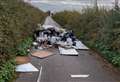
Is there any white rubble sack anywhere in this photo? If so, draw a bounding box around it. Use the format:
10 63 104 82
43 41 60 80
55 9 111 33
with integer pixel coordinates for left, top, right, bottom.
16 63 39 72
59 47 78 55
73 41 89 50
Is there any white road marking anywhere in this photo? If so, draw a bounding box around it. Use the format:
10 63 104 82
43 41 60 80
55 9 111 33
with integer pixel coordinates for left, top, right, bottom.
71 74 90 78
37 66 43 82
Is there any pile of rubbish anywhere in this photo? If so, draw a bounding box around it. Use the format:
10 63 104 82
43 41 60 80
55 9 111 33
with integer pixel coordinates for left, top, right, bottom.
16 16 89 73
33 25 89 50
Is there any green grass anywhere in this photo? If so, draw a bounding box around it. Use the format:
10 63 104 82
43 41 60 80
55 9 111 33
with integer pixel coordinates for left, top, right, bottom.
53 8 120 68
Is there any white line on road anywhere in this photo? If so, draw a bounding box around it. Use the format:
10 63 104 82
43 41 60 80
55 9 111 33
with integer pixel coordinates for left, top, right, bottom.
37 66 43 82
71 74 90 78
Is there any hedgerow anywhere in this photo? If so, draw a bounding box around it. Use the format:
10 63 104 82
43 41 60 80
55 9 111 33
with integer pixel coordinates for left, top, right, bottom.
53 8 120 67
0 0 46 81
0 60 15 82
16 37 33 56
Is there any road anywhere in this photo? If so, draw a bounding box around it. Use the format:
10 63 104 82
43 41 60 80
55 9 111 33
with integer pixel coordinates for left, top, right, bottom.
15 17 120 82
35 49 120 82
15 48 120 82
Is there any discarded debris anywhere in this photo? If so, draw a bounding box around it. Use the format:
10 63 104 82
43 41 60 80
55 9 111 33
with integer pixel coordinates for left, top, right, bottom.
33 25 89 51
31 50 54 58
59 47 78 56
73 41 89 50
16 63 39 72
32 16 89 57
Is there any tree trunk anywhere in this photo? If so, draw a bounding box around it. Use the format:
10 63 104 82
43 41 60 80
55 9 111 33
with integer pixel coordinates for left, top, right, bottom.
94 0 98 10
115 0 119 9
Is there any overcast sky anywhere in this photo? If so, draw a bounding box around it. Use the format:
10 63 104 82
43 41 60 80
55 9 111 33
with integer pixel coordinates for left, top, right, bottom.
25 0 119 12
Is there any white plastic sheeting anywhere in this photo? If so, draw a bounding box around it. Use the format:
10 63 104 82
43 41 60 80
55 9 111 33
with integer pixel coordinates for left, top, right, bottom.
42 25 55 29
42 16 61 31
57 41 68 47
59 47 78 55
73 41 89 50
16 63 39 72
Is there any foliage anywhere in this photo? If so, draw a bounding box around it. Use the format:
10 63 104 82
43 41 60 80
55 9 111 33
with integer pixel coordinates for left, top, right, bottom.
0 0 46 81
0 60 15 82
112 56 120 67
16 37 33 56
53 8 120 67
0 0 46 64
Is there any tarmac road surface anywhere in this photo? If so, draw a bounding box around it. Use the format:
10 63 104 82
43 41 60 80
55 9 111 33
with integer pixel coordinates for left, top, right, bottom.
14 17 120 82
34 49 120 82
15 48 120 82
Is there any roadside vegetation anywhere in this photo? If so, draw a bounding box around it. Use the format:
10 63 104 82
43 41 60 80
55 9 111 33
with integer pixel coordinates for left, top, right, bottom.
0 0 46 81
53 8 120 68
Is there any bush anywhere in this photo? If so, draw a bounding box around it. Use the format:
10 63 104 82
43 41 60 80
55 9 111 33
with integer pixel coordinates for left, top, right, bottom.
0 0 46 81
16 37 33 56
53 8 120 67
0 60 15 82
0 0 46 64
112 56 120 67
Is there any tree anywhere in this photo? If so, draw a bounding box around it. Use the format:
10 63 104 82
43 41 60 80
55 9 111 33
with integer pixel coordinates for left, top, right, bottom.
115 0 119 9
93 0 98 10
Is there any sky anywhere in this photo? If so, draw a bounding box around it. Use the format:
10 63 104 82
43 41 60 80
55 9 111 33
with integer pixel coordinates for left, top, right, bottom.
24 0 119 12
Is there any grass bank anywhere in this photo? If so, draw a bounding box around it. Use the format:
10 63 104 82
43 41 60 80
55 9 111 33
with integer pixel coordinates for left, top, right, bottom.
53 8 120 68
0 0 46 81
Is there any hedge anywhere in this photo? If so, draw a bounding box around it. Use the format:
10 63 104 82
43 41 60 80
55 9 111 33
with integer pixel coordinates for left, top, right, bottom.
0 0 46 64
53 8 120 67
0 0 46 81
0 60 15 82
